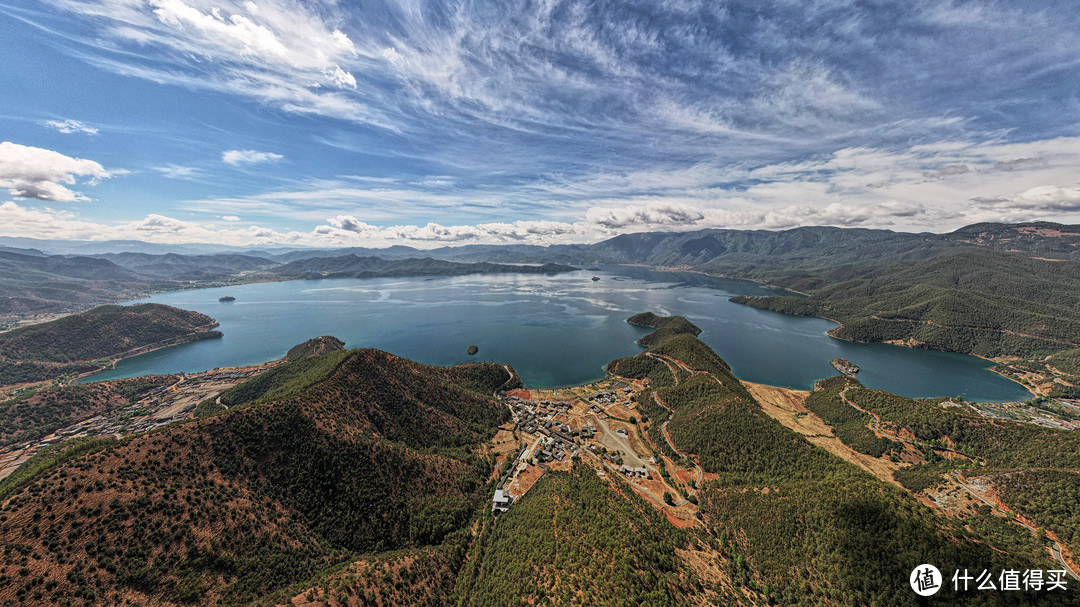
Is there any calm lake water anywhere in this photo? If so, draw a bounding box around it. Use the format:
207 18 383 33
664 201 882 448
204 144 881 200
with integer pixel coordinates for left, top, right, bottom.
83 267 1032 402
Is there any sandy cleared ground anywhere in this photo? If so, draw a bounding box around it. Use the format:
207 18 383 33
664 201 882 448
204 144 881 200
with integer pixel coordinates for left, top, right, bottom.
606 402 637 419
743 380 904 487
592 416 645 467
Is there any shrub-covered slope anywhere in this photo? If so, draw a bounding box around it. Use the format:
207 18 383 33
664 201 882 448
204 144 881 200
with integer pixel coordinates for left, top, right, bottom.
731 250 1080 357
0 304 221 385
0 347 512 605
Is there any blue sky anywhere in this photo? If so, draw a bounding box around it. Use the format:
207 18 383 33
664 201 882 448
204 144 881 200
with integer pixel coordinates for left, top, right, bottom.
1 0 1079 247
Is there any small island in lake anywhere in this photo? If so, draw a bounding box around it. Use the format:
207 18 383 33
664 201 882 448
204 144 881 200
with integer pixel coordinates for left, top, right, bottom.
219 296 236 302
467 345 479 355
831 358 859 375
591 276 600 281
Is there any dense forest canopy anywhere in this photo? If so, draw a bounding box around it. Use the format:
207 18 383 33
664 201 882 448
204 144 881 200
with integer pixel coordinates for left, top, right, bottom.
0 304 221 385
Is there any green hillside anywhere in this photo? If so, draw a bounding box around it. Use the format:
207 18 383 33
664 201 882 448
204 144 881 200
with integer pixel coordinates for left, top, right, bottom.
3 327 1078 605
0 347 513 605
617 316 1072 606
732 250 1080 357
455 461 696 606
807 379 1080 562
0 304 222 385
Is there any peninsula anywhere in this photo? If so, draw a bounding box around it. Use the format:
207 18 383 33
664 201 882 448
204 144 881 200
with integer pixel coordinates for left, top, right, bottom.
0 303 221 387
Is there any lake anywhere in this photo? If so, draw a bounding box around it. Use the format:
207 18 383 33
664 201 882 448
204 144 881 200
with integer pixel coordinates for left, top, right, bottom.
82 267 1032 402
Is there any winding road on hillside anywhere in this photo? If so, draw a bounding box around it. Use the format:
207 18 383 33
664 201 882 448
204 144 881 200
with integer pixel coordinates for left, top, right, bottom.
838 386 968 457
838 385 1080 580
495 364 519 397
951 472 1080 580
650 382 704 498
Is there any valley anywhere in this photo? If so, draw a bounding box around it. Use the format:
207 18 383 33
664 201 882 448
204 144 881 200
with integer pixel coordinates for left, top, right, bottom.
0 362 279 482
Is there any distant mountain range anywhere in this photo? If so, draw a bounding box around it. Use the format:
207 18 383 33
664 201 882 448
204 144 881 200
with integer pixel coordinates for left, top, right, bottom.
273 255 576 279
4 221 1080 362
5 220 1078 264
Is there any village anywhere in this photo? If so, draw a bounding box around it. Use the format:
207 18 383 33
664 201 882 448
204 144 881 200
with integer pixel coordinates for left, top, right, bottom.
488 375 702 527
0 362 280 481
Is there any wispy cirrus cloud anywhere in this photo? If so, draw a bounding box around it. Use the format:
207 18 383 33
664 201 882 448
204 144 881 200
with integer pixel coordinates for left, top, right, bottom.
43 118 98 135
222 149 283 166
154 164 201 179
46 0 381 123
3 0 1080 242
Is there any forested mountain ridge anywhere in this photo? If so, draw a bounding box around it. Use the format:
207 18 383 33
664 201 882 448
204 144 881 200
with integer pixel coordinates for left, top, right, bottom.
0 251 155 318
807 376 1080 575
609 315 1074 605
0 347 515 605
272 254 577 278
285 335 347 362
731 249 1080 357
89 252 280 281
588 221 1080 269
0 304 221 386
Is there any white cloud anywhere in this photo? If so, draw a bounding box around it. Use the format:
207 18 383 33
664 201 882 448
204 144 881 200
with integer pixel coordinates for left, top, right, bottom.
167 134 1080 244
475 220 579 241
43 119 99 135
0 201 309 245
973 186 1080 214
315 215 586 245
222 149 283 166
221 215 241 221
0 142 112 202
49 0 376 124
585 203 705 230
154 164 201 179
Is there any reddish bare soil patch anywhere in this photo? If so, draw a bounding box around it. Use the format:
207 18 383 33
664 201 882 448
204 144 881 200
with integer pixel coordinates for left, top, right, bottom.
508 463 544 496
665 509 696 529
